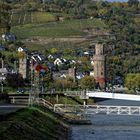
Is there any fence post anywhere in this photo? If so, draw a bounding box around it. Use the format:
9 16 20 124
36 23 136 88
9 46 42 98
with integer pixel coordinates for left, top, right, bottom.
128 107 131 115
117 107 120 115
12 97 15 103
107 106 110 115
54 104 56 112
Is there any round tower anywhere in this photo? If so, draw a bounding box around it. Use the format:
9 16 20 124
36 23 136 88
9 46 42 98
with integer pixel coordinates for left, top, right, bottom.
18 52 28 79
93 43 106 89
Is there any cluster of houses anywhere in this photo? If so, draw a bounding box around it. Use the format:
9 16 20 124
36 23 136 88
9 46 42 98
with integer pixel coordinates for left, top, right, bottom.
25 47 95 80
0 32 107 89
0 43 95 85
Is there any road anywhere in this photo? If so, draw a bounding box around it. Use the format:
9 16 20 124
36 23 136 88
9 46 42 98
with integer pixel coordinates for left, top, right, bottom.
0 104 27 114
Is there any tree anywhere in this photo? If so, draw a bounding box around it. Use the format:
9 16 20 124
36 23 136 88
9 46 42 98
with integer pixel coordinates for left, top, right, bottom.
54 77 76 91
125 73 140 91
50 47 58 54
6 73 25 88
128 0 139 7
0 1 11 34
43 71 53 90
104 5 140 82
80 75 96 90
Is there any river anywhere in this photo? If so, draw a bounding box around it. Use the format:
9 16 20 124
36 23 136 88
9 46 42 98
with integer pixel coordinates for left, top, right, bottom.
71 99 140 140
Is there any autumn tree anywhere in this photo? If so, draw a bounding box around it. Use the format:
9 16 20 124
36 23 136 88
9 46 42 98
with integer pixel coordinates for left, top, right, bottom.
124 73 140 91
54 76 77 91
80 75 96 90
104 5 140 82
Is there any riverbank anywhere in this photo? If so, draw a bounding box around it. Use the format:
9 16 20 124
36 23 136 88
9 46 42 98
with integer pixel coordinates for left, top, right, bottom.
0 106 71 140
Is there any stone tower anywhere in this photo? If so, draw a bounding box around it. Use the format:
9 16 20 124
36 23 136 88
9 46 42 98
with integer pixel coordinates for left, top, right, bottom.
93 43 106 89
19 53 28 79
68 67 76 82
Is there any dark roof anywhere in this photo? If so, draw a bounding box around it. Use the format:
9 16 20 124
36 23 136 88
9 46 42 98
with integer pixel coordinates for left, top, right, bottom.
3 34 16 42
0 44 6 51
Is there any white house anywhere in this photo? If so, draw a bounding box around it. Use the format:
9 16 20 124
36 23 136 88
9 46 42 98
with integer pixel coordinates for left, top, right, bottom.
18 47 27 52
54 58 63 65
0 68 8 81
91 60 94 66
48 54 54 59
70 60 76 65
90 71 94 77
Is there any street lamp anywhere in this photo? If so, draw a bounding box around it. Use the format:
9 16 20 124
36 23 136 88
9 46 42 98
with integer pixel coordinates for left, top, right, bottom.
1 73 4 93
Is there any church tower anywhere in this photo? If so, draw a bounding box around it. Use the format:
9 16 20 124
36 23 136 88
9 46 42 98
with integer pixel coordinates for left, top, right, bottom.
18 52 28 79
93 43 106 89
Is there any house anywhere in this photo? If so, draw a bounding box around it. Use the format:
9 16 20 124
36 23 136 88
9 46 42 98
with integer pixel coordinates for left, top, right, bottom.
83 51 89 55
0 44 6 51
54 58 70 66
48 52 62 59
90 71 94 77
70 60 76 65
31 53 45 62
2 34 16 42
53 70 66 79
48 54 54 59
76 72 84 80
60 74 67 78
47 62 58 71
54 58 63 65
54 58 67 65
18 47 28 52
83 50 95 56
91 60 94 66
0 68 8 81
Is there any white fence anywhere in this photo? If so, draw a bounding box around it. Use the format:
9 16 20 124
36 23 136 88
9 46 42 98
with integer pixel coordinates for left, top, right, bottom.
54 104 140 116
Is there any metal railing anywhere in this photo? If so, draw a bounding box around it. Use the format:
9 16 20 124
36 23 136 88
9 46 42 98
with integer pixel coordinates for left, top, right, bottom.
54 104 140 116
9 96 54 109
39 98 54 110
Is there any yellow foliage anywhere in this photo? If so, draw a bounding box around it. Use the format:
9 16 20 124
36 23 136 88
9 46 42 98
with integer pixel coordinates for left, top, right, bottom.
17 52 26 58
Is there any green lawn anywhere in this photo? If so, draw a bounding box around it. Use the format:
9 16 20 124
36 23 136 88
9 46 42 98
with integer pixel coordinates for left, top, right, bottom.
11 19 106 39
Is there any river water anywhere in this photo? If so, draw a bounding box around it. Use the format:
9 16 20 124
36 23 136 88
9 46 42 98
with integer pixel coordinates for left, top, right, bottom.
71 99 140 140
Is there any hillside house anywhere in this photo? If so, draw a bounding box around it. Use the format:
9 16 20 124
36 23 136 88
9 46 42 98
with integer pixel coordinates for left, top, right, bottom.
18 47 28 52
0 44 6 51
54 58 67 66
0 68 8 81
2 34 16 42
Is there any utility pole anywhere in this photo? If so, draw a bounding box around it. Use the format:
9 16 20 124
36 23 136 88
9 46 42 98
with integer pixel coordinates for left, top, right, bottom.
1 58 4 93
29 59 40 106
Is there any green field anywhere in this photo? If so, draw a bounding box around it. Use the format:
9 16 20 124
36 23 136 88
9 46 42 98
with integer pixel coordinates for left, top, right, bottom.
11 19 106 39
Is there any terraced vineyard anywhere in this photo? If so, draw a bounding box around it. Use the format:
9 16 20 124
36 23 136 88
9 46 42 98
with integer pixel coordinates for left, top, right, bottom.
11 18 106 39
10 11 56 26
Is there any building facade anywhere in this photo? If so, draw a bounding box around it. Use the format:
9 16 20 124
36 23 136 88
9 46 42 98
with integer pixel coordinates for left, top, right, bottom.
93 43 106 89
18 53 28 79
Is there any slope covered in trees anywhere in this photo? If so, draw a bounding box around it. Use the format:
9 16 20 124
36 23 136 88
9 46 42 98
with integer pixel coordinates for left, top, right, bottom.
1 0 140 90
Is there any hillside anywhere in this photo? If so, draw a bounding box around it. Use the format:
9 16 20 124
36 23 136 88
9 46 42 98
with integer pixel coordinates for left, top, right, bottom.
0 0 140 88
0 107 70 140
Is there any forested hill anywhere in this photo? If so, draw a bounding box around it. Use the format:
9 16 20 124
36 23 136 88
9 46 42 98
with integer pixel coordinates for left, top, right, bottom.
1 0 140 87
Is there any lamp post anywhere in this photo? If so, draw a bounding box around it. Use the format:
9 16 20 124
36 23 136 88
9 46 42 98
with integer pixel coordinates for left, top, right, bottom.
1 73 4 93
1 80 3 93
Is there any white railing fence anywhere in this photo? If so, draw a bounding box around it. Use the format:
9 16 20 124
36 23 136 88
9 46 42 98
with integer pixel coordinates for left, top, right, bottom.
54 104 140 116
